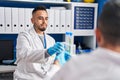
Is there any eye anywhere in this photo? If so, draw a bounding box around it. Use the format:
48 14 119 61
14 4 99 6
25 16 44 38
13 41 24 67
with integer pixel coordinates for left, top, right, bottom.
45 17 48 20
38 16 44 20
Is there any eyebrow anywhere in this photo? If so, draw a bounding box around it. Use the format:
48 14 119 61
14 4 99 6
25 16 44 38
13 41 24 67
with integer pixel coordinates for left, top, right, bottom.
38 16 48 18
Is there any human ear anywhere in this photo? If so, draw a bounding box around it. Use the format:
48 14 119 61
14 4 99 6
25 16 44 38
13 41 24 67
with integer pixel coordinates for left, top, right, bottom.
95 29 103 46
31 17 34 24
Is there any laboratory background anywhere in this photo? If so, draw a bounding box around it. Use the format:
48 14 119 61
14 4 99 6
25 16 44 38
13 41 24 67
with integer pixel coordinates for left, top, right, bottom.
0 0 108 79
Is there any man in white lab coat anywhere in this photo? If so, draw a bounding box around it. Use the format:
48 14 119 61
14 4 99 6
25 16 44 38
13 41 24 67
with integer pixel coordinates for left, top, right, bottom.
51 0 120 80
14 6 66 80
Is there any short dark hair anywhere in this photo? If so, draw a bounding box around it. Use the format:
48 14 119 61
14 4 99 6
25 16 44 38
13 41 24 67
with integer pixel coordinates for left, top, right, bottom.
98 0 120 45
32 6 47 15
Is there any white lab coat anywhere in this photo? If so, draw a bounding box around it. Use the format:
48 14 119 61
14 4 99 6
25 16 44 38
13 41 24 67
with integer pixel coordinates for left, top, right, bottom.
52 47 120 80
14 27 60 80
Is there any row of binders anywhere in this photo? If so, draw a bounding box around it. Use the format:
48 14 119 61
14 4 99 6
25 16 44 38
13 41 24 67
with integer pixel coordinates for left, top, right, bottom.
46 9 72 33
0 7 72 33
0 7 33 33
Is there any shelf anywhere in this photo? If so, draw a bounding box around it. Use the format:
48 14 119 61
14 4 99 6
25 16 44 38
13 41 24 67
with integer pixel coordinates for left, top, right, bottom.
10 0 72 4
0 0 71 4
0 32 18 34
0 1 98 50
73 30 95 36
0 65 16 73
0 0 72 9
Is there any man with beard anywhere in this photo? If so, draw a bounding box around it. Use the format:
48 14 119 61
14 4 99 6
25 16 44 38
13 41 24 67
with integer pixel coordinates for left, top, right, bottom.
14 6 65 80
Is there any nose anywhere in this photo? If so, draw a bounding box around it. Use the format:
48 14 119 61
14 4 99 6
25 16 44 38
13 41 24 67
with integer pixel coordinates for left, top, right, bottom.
43 18 47 24
42 18 45 23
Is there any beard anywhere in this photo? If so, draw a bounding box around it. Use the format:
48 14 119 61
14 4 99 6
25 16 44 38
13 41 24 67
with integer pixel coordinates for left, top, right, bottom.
38 27 46 31
34 24 47 32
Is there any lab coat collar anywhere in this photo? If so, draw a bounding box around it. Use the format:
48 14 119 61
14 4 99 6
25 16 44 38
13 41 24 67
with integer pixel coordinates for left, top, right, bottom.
28 27 47 49
29 27 47 38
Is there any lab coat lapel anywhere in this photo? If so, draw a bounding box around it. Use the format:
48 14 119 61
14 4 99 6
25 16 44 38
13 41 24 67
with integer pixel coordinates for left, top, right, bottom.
29 27 44 49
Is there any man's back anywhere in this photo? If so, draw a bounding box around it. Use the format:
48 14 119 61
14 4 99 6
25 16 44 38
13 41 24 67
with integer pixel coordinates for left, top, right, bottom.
52 48 120 80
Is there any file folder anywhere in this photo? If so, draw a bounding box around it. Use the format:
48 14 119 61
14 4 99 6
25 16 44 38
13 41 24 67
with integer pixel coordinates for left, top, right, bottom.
45 9 50 33
18 8 25 32
24 8 31 31
60 10 66 33
5 7 12 33
0 7 5 33
54 9 60 32
11 7 18 33
65 10 72 32
30 8 33 28
48 9 54 33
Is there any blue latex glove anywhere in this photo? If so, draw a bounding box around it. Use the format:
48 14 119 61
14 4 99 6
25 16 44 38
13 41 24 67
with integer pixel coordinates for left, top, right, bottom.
55 51 71 66
47 42 65 56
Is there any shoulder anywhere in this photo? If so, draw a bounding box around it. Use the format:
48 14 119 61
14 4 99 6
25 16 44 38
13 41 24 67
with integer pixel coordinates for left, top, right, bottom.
18 31 31 39
52 49 104 80
18 28 35 38
18 31 29 36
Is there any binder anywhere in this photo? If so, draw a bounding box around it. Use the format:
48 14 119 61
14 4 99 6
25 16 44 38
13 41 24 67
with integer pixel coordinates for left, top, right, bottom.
30 8 33 28
11 7 18 33
24 8 31 31
0 7 5 33
54 9 60 32
5 7 12 33
65 10 72 32
48 9 54 33
45 9 50 33
18 8 25 32
60 10 66 33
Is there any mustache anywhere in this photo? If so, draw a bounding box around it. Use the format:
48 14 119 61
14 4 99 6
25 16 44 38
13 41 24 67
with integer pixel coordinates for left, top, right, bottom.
39 27 46 31
41 24 47 27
